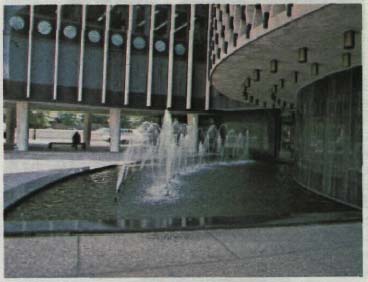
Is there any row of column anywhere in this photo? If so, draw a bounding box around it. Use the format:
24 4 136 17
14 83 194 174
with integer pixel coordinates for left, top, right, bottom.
5 103 199 153
21 4 210 111
4 102 121 152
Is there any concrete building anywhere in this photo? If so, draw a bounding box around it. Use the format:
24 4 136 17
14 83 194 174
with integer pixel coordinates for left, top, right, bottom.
3 4 362 208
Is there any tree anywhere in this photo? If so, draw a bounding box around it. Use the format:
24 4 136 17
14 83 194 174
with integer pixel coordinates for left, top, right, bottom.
29 111 50 140
58 112 82 128
29 111 50 129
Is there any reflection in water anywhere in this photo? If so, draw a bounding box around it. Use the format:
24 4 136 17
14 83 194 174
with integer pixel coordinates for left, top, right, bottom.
5 162 355 233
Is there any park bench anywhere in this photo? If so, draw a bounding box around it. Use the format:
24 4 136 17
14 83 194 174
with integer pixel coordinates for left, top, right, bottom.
48 142 86 150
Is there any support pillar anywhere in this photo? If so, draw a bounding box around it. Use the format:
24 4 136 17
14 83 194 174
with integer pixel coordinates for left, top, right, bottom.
83 112 92 149
166 4 176 109
16 102 29 151
146 4 156 107
186 4 196 110
5 107 16 145
187 113 199 152
109 108 121 152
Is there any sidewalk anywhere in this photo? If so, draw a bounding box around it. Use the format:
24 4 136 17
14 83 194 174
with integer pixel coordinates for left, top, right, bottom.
3 150 363 277
4 222 362 277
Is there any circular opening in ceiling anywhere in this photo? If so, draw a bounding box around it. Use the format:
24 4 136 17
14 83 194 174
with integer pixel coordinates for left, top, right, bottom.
111 33 123 47
63 25 77 39
133 36 146 50
175 43 186 56
155 40 166 52
9 16 25 31
37 20 52 35
88 30 101 43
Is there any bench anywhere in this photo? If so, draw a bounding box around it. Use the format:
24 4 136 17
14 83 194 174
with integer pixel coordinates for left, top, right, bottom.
48 142 86 150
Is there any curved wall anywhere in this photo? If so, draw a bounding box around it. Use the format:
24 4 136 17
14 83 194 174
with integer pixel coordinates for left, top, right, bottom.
295 66 362 208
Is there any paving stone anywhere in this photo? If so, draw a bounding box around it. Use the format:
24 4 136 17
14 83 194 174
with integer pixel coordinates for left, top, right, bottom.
304 245 362 276
5 236 78 278
99 252 340 277
78 230 236 276
207 223 362 259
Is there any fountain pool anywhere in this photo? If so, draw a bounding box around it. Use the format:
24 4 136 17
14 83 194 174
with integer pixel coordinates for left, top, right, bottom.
4 111 360 234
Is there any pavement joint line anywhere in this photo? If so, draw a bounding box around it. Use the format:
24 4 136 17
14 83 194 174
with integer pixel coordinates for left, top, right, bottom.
205 230 242 260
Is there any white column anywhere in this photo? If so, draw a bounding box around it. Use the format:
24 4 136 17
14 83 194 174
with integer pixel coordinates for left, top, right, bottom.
78 5 87 102
124 5 133 105
101 5 111 104
16 102 29 151
53 5 61 100
166 4 176 109
186 4 196 110
205 4 212 111
26 5 34 98
109 108 121 152
146 5 156 107
5 107 16 145
83 112 92 148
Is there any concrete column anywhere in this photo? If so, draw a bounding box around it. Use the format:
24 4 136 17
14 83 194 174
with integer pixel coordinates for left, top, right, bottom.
109 108 121 152
5 107 16 145
166 4 176 109
26 5 34 98
78 5 87 102
83 112 92 148
16 102 29 151
101 5 111 104
53 5 61 100
187 113 199 152
146 4 156 107
205 4 212 111
124 5 133 105
186 4 196 110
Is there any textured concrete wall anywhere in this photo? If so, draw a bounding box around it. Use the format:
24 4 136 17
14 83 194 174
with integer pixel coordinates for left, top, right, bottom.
295 66 362 208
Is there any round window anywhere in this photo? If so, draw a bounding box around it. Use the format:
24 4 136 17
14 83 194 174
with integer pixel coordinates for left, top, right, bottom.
63 25 77 39
111 33 123 47
175 43 186 56
133 36 146 50
9 16 25 31
88 30 101 43
154 40 166 53
37 20 52 35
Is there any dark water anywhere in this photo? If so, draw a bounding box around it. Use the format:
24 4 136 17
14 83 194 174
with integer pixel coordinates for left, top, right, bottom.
5 161 355 230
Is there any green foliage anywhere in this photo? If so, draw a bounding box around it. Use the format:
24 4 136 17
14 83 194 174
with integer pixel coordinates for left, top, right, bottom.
29 111 50 129
58 112 82 127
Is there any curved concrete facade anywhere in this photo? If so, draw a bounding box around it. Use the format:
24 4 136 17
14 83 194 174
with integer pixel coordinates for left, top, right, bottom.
295 66 362 208
209 4 361 110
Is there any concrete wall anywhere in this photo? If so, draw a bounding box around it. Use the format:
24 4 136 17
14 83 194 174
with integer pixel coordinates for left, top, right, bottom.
295 66 362 208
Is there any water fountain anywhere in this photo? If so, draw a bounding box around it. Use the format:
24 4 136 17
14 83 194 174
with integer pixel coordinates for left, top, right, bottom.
116 110 250 197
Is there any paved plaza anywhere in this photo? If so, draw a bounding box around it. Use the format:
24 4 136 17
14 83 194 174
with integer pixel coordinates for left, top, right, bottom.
3 149 363 278
4 222 362 277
